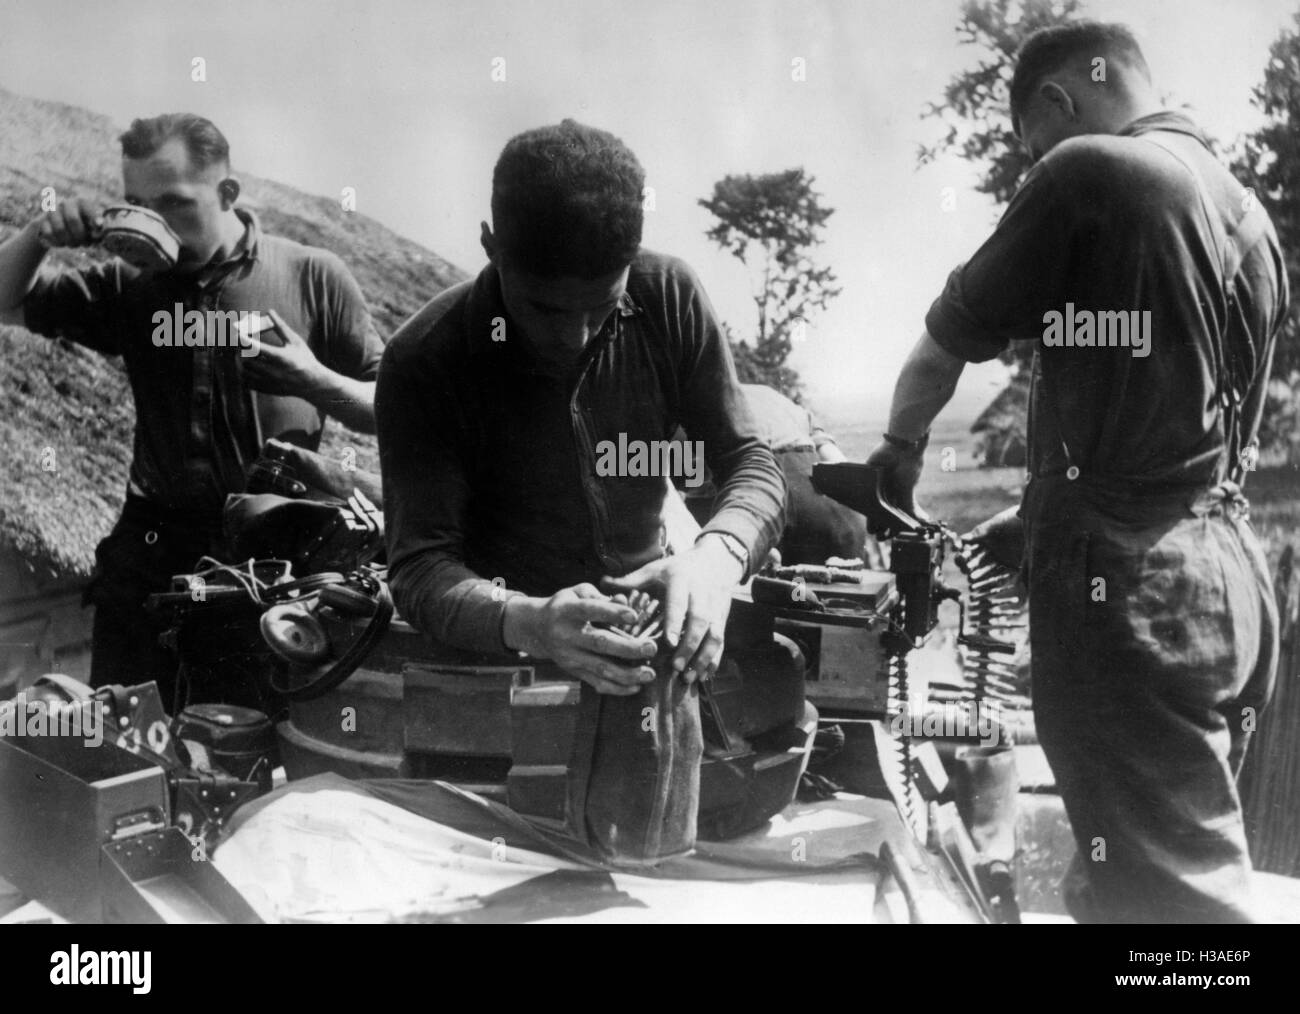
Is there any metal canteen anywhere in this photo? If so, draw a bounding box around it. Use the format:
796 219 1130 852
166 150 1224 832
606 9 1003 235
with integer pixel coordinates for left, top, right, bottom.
99 204 181 271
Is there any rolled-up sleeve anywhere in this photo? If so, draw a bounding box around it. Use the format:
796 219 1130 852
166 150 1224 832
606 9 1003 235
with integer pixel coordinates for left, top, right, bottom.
672 265 785 575
316 252 385 381
926 160 1073 363
376 323 519 655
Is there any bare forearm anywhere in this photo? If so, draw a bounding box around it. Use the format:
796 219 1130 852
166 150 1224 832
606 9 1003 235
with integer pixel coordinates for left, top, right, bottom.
0 221 46 315
307 373 376 434
886 330 966 440
502 596 547 655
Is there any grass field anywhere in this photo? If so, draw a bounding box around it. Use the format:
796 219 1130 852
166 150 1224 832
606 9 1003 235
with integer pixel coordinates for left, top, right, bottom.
826 411 1025 531
824 408 1300 567
820 406 1300 688
1240 463 1300 574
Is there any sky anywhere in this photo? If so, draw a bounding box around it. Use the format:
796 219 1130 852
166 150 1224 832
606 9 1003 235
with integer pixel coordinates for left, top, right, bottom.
1 0 1296 422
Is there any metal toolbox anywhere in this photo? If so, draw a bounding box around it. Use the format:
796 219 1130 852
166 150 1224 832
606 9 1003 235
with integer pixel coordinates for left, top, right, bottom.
0 731 170 923
101 827 263 924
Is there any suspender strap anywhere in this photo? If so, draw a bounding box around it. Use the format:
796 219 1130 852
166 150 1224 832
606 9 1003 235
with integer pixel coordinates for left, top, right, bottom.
1141 132 1272 484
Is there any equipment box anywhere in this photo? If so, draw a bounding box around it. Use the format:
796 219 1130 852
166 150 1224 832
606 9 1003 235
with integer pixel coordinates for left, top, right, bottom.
101 827 263 924
403 664 532 757
0 732 169 923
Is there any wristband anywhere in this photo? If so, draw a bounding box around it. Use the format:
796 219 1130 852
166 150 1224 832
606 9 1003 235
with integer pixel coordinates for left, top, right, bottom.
882 431 930 454
697 531 749 575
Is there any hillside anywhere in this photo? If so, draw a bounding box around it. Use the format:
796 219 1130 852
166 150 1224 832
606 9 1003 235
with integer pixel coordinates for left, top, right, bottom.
0 87 468 584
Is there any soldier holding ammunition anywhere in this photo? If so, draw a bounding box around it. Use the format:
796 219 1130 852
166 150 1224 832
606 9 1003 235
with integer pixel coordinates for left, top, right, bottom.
377 119 785 694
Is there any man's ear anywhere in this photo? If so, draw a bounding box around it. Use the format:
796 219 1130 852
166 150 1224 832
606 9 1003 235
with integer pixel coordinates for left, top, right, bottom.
1039 81 1077 122
480 221 498 261
218 177 241 209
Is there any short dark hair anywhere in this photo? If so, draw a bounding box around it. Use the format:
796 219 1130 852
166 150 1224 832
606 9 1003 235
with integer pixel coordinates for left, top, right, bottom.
118 113 231 173
1009 21 1151 132
491 119 645 279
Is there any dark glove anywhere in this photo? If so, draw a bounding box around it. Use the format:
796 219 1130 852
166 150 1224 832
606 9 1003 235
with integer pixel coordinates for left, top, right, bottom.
864 439 926 521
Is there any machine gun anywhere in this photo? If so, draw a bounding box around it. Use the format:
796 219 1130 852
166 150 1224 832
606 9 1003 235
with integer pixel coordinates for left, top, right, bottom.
810 462 957 647
804 462 1025 923
801 463 959 831
809 462 1024 706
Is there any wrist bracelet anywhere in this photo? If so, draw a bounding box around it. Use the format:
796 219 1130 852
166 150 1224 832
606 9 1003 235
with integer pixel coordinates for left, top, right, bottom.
698 532 749 574
883 431 930 454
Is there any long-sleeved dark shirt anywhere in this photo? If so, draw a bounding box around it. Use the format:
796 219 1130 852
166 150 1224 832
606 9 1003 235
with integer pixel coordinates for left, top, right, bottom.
22 208 384 517
376 250 785 654
926 112 1288 498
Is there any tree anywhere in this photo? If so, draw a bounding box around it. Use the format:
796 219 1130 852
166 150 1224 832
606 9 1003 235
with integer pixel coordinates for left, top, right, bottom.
917 0 1081 463
919 0 1083 207
919 0 1081 385
919 0 1300 462
699 169 841 400
1230 8 1300 391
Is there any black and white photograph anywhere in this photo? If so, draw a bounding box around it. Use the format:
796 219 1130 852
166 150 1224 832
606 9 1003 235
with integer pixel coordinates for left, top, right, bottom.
0 0 1297 968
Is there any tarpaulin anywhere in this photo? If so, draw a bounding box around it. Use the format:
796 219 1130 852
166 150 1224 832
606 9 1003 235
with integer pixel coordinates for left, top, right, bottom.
211 773 934 923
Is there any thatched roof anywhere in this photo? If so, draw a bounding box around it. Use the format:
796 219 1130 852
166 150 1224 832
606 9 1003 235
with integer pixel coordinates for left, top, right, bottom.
969 373 1031 469
0 86 468 584
1 325 134 584
970 372 1030 435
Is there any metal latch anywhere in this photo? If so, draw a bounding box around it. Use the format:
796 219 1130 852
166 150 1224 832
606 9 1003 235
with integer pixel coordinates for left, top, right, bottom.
110 808 167 841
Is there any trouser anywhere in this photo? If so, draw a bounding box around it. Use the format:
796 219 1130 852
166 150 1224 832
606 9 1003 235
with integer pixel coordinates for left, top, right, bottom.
86 497 222 707
1026 480 1278 923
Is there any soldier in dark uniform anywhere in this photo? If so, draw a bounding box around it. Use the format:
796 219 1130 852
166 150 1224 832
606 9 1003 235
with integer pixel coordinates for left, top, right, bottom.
0 114 383 704
866 23 1286 922
377 120 784 693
